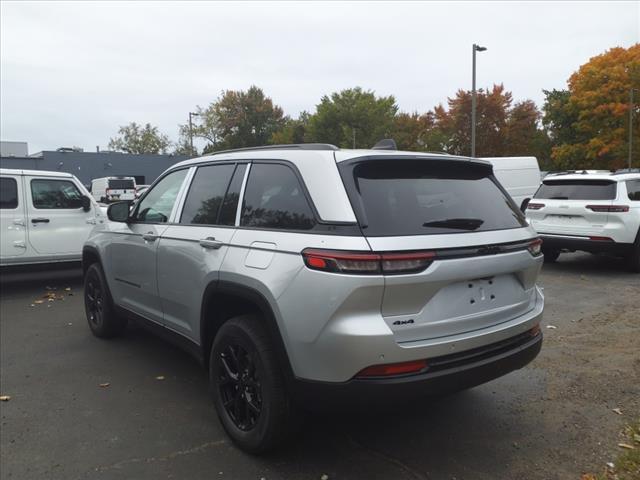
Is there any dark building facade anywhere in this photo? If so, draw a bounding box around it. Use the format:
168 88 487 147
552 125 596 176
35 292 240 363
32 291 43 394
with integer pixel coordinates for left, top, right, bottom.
0 150 192 187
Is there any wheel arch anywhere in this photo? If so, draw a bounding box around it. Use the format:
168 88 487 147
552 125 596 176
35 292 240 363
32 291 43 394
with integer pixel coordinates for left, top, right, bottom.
200 280 295 383
82 246 102 275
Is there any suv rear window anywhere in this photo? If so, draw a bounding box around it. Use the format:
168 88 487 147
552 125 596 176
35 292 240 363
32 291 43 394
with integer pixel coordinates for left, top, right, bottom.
342 159 526 236
534 179 616 200
0 177 18 209
109 179 135 189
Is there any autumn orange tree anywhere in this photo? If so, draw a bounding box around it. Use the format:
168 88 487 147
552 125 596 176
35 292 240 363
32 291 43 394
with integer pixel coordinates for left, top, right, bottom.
544 44 640 170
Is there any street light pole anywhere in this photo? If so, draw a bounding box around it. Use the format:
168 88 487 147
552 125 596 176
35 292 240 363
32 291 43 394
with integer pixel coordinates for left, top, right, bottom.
629 88 636 170
188 112 199 156
471 43 487 157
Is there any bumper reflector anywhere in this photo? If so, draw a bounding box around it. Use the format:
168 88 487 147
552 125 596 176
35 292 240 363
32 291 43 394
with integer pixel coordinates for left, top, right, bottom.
356 359 428 378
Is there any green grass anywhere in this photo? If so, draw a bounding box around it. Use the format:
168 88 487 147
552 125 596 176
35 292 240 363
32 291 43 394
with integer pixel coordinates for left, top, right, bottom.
582 419 640 480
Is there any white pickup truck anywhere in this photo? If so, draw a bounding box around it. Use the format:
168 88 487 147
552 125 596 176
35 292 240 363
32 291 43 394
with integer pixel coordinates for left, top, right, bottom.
0 168 105 267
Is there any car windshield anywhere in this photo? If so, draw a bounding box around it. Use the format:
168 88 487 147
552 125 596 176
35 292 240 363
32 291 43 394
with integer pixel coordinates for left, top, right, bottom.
534 179 616 200
109 179 135 189
342 159 526 236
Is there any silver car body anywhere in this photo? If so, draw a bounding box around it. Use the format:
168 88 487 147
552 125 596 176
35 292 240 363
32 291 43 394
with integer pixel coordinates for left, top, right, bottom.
85 147 544 383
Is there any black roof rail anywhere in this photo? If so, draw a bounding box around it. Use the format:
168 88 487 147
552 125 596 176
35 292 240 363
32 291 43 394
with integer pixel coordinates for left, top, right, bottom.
205 143 339 156
612 168 640 175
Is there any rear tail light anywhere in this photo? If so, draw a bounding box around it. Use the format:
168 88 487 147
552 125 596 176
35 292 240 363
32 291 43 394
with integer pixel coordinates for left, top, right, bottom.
356 359 428 378
586 205 629 212
527 238 543 257
301 249 435 275
526 203 545 210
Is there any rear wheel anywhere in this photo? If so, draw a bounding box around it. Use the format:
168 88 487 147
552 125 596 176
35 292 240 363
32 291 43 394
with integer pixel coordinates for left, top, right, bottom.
209 315 296 453
84 263 127 338
627 235 640 273
542 248 560 263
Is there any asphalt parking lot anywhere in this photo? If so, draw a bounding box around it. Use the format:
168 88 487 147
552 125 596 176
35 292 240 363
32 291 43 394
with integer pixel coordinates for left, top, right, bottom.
1 252 639 480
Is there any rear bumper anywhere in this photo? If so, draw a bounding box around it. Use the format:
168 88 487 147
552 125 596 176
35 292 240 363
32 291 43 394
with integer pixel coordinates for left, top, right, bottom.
540 234 634 255
293 330 542 410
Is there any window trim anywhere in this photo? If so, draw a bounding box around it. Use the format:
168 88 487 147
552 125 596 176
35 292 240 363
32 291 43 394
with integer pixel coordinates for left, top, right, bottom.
0 176 19 210
29 178 84 210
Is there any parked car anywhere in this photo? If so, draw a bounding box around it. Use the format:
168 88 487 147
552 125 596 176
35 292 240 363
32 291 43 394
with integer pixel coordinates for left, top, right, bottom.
482 156 541 208
525 170 640 271
90 176 136 203
135 184 150 199
82 142 545 453
0 168 105 267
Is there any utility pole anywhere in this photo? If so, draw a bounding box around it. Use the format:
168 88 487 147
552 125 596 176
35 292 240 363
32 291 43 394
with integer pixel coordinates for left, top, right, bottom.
352 127 356 149
188 112 199 156
471 43 487 157
629 88 636 170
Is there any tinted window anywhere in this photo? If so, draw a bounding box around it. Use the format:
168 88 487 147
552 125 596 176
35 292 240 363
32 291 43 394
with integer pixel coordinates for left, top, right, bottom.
109 179 135 189
132 169 187 223
241 163 315 230
31 179 83 209
627 180 640 201
180 164 235 225
219 164 247 226
0 177 18 209
344 160 526 236
534 180 616 200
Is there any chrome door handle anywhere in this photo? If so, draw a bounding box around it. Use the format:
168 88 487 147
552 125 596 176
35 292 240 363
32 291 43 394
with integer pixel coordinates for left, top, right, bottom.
142 232 158 242
199 237 223 249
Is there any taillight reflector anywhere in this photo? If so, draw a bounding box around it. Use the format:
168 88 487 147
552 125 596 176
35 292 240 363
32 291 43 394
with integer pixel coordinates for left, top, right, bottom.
356 359 428 378
301 249 435 275
589 236 614 242
528 238 543 257
586 205 629 213
526 203 545 210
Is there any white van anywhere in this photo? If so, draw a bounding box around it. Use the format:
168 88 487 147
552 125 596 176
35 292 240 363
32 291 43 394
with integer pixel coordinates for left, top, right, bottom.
482 157 541 208
0 168 105 267
91 176 136 203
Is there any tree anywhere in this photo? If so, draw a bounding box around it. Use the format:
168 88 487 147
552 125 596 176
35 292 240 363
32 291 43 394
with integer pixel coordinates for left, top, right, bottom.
184 86 286 153
270 112 311 144
504 100 551 163
544 44 640 170
306 87 398 148
108 122 171 154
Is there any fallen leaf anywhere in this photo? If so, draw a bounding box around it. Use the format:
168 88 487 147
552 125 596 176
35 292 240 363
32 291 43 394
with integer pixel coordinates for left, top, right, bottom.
634 433 640 443
606 462 614 469
0 395 10 401
546 325 557 330
64 287 71 291
618 443 635 450
67 323 73 326
612 407 623 415
47 298 54 302
155 376 165 381
30 304 35 307
99 383 110 388
321 475 329 480
34 300 44 304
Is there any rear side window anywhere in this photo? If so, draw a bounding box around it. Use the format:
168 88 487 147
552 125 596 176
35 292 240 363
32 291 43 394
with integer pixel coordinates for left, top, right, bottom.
218 164 247 226
180 164 235 225
31 179 83 209
241 163 315 230
534 180 616 200
627 180 640 201
342 159 526 236
109 179 135 189
0 177 18 209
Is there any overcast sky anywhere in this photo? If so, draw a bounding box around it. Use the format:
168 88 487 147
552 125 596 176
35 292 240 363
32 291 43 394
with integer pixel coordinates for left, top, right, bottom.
1 0 638 154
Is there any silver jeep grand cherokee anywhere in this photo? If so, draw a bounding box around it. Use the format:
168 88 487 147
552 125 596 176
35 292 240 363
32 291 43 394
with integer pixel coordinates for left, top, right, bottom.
83 142 544 453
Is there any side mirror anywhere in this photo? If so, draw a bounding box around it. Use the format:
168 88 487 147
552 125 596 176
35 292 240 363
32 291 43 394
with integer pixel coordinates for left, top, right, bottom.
520 198 531 213
81 195 92 212
107 201 130 223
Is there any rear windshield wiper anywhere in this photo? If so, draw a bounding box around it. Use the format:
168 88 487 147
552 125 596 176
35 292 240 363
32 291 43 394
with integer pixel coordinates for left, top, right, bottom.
422 218 485 230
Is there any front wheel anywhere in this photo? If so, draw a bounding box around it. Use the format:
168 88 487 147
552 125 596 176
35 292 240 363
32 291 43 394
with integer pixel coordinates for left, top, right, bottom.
627 240 640 273
209 315 296 453
84 263 127 338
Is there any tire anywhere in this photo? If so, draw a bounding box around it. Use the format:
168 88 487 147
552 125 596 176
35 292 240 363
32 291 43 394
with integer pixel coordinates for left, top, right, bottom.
84 263 127 338
627 234 640 273
543 248 560 263
209 314 296 453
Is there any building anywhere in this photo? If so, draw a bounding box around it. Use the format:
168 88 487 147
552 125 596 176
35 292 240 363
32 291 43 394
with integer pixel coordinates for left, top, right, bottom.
0 148 192 187
0 141 29 157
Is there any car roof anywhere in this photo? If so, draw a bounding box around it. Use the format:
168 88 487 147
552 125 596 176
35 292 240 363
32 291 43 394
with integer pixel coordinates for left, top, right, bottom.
0 168 74 178
543 171 640 182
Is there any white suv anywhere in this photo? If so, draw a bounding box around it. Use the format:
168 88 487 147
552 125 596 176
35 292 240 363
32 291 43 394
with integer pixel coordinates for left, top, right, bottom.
83 143 544 452
525 171 640 271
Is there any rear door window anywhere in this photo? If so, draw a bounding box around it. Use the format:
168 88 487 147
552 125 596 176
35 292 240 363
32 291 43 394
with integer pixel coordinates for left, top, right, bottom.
0 177 18 209
180 164 235 225
109 179 135 189
534 180 617 200
341 159 526 236
240 163 316 230
626 180 640 201
31 179 83 209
